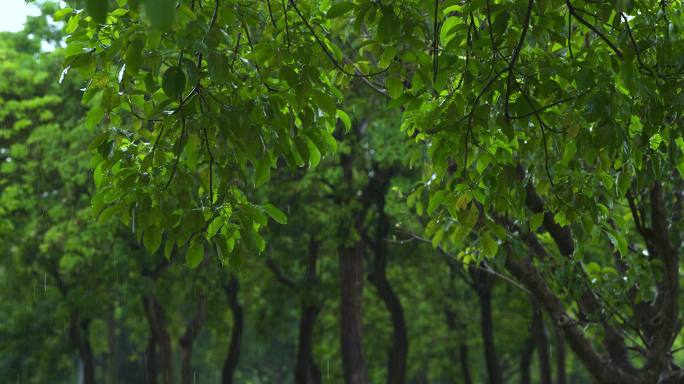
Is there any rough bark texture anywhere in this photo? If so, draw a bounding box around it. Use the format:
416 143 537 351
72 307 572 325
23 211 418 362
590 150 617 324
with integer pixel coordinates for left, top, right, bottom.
142 295 174 384
179 296 207 384
470 267 503 384
532 304 552 384
222 277 243 384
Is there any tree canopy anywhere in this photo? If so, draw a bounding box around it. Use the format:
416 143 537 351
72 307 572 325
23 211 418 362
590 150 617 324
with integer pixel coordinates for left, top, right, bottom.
2 0 684 383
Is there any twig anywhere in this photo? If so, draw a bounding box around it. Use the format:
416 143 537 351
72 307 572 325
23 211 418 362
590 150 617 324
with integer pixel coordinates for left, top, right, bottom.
289 0 392 78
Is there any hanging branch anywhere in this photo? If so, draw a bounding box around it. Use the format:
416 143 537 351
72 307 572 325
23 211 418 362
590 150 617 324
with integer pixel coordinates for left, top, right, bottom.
504 0 534 123
565 0 623 57
281 0 291 50
163 102 187 191
509 95 578 120
567 10 574 59
432 0 439 83
209 0 220 30
266 0 277 29
289 0 392 78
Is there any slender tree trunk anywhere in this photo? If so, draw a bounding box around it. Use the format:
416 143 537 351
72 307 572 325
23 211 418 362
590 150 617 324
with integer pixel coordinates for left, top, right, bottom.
470 267 502 384
519 338 534 384
339 240 369 384
222 277 243 384
142 295 174 384
295 303 321 384
459 343 473 384
368 177 407 384
532 303 553 384
145 331 158 384
556 329 566 384
295 239 323 384
338 148 369 384
69 312 95 384
179 296 207 384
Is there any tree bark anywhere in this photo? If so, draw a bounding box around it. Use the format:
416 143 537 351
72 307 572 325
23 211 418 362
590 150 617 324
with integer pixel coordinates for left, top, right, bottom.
338 147 369 384
519 338 534 384
179 296 207 384
459 343 473 384
339 239 369 384
142 294 174 384
69 312 95 384
532 303 552 384
144 330 158 384
470 267 503 384
367 174 408 384
222 276 243 384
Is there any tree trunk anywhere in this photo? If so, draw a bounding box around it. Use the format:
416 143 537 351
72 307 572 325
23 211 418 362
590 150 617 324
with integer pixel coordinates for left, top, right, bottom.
142 294 174 384
339 240 369 384
69 312 95 384
338 147 369 384
179 296 207 384
556 329 566 384
532 303 553 384
295 303 321 384
519 338 534 384
470 267 502 384
144 330 158 384
368 178 408 384
222 276 243 384
295 239 323 384
459 343 473 384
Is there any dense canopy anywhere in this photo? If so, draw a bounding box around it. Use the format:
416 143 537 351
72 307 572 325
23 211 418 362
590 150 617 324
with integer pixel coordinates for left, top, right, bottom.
2 0 684 383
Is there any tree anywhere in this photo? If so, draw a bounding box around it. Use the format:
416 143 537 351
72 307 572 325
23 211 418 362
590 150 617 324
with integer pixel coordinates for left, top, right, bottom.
52 0 684 383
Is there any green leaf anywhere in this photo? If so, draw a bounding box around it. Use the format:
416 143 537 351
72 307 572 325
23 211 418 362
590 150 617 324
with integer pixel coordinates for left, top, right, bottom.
262 204 287 225
145 0 176 31
481 232 498 257
306 138 321 167
86 0 108 24
327 2 355 18
162 66 186 100
255 158 271 187
530 212 544 231
386 76 403 99
86 105 105 129
143 227 162 254
186 239 204 268
336 109 352 133
125 39 145 76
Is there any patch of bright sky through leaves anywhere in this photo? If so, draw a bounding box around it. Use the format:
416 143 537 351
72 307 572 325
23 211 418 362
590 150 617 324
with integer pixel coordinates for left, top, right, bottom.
0 0 41 32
